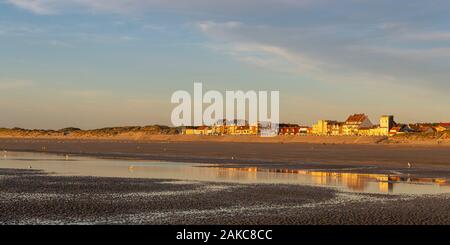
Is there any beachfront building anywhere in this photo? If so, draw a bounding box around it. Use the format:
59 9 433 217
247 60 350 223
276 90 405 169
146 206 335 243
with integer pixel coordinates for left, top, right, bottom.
358 126 387 136
182 115 398 136
250 124 259 135
182 126 212 135
299 126 311 135
358 115 395 136
182 126 196 135
357 126 376 136
435 123 450 132
233 126 254 135
389 126 405 136
350 115 397 136
380 115 395 134
312 120 329 135
330 122 344 136
312 120 342 135
342 114 373 136
278 124 310 135
278 124 300 135
211 119 227 135
225 119 258 135
211 119 258 135
311 114 395 136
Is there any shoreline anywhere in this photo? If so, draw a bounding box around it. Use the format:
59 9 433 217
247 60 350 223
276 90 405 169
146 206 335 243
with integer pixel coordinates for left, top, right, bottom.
2 138 450 179
2 142 450 225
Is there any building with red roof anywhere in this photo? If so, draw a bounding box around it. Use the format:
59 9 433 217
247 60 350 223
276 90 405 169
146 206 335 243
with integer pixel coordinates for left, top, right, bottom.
435 123 450 132
343 114 373 135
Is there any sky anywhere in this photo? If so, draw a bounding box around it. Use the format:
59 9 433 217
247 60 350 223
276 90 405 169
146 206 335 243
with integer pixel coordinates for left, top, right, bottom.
1 0 450 129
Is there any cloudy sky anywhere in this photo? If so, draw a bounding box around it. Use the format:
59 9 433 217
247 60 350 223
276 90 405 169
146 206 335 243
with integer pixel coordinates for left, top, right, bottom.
1 0 449 129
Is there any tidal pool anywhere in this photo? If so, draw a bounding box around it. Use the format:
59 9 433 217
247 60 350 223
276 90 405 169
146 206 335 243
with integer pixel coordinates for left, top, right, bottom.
1 151 449 195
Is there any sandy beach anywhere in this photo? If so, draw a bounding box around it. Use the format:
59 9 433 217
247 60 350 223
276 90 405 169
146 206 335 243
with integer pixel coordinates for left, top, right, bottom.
1 138 450 178
1 168 449 225
1 138 449 225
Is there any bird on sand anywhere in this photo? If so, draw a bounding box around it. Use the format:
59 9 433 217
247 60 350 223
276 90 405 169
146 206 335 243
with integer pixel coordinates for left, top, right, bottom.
407 162 412 168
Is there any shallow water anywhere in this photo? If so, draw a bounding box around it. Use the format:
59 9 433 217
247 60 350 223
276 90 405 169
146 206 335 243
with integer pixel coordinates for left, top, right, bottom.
1 151 449 195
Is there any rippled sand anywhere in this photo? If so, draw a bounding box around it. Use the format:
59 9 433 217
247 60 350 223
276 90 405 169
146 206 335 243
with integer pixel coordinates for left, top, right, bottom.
1 169 449 225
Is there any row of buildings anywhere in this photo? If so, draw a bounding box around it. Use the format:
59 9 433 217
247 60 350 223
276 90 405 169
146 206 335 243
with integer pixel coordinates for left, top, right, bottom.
182 119 259 136
181 114 450 137
312 114 395 136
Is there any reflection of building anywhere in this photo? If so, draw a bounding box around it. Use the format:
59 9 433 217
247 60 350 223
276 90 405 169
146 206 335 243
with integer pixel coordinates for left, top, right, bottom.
340 173 366 191
214 167 450 195
215 166 450 194
215 167 258 180
378 181 394 193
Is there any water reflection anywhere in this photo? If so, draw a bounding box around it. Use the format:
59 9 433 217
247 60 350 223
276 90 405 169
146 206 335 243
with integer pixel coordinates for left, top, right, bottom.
1 151 449 195
209 167 449 194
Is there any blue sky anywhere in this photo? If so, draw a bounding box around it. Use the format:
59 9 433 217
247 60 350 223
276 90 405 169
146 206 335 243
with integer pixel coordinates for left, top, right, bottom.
1 0 450 129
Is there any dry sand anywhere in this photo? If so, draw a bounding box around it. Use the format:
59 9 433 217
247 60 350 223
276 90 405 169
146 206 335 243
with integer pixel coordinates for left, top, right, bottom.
1 134 449 145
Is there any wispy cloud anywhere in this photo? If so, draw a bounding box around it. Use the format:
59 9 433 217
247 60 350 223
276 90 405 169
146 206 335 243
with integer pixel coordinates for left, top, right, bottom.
5 0 320 15
196 19 450 91
5 0 58 15
3 0 450 125
0 80 34 90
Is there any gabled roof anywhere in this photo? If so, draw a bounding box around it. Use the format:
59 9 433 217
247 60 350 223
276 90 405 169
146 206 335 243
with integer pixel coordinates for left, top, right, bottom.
278 123 300 128
324 120 339 123
345 114 368 123
390 126 402 131
439 123 450 128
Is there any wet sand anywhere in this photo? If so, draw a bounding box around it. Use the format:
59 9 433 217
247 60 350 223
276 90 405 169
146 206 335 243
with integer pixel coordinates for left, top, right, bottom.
1 168 449 225
1 138 450 178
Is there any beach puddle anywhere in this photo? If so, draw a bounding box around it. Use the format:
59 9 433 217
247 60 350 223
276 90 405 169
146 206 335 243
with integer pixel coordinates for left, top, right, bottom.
1 151 449 195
